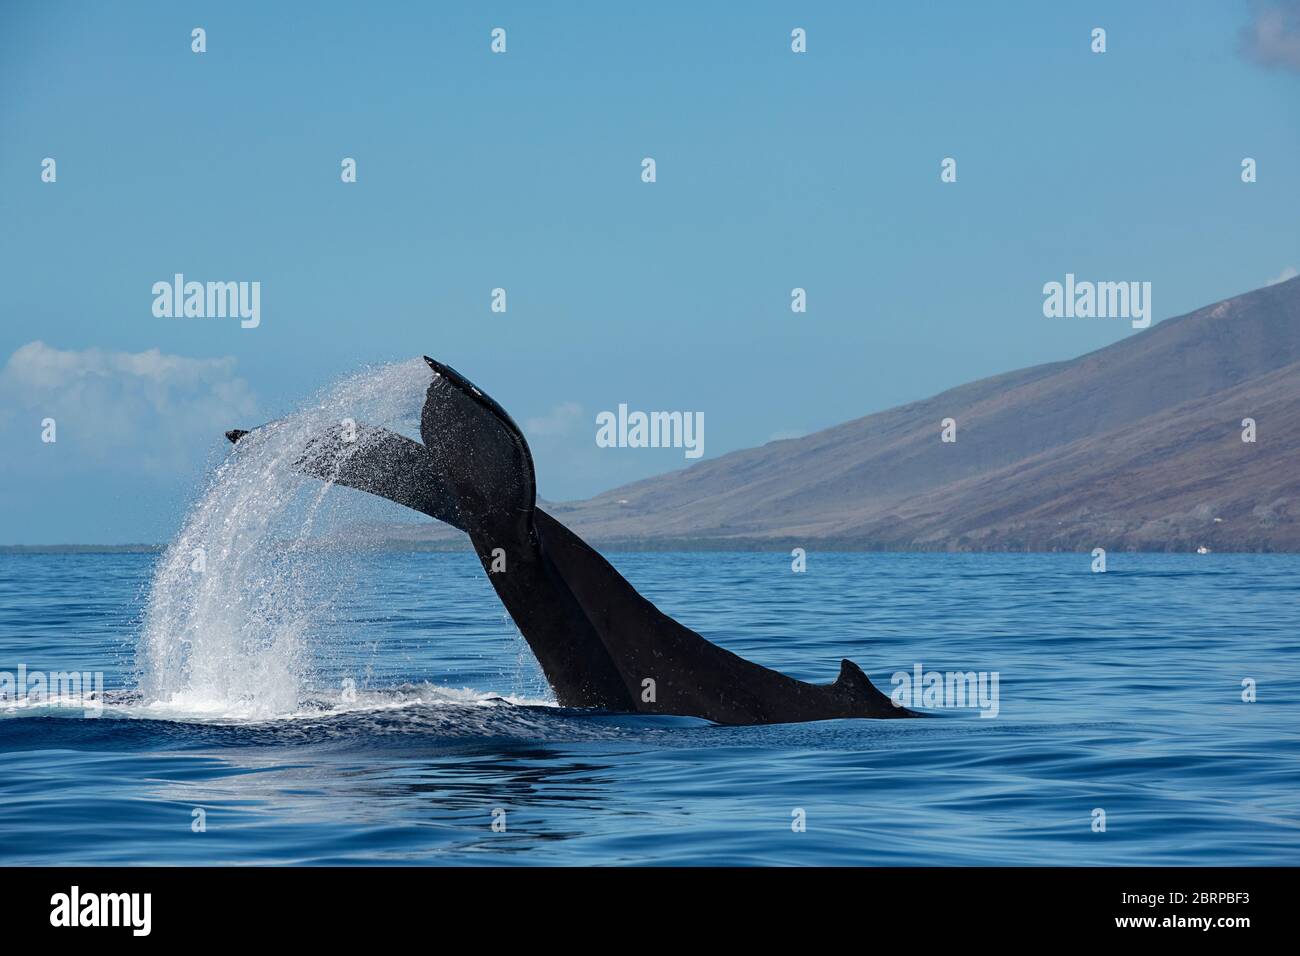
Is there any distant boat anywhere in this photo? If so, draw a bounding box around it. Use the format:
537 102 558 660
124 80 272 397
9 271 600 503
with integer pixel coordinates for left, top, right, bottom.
1197 546 1211 554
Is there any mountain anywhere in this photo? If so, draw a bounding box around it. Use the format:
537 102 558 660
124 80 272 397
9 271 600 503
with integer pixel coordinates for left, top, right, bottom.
543 275 1300 552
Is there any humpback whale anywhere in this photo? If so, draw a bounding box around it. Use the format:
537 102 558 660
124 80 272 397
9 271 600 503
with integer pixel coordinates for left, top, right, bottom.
226 357 913 724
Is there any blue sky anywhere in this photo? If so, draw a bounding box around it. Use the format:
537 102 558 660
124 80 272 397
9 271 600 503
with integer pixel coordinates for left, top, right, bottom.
2 0 1298 543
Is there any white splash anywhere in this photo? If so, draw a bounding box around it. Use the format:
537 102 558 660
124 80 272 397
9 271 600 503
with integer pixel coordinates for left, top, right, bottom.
129 683 555 725
136 359 430 718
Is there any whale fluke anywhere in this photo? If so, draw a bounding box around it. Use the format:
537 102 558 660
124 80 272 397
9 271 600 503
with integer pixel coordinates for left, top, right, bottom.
226 420 469 531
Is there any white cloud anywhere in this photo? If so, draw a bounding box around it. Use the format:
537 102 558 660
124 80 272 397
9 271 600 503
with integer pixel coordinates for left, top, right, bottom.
1240 1 1300 71
1266 266 1299 286
524 401 584 437
0 341 258 473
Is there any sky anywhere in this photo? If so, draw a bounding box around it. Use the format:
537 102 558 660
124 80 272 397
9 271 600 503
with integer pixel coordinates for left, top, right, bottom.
1 0 1298 543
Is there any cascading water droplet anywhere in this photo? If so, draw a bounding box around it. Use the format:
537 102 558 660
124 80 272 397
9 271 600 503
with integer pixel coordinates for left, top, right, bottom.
136 359 430 718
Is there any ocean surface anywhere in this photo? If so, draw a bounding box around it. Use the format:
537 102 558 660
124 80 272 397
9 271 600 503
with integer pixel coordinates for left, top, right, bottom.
1 549 1297 866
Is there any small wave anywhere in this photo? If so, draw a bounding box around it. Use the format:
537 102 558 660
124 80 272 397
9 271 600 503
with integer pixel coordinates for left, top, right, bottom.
3 682 556 725
134 682 557 724
0 681 706 754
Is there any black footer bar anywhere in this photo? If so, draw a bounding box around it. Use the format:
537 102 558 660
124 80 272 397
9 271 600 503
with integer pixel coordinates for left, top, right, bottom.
1 866 1284 939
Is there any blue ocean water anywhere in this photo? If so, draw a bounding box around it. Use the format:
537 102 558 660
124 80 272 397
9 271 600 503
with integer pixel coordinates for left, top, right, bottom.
0 550 1297 866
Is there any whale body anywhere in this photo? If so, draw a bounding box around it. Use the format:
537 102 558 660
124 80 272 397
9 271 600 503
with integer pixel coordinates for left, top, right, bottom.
226 357 914 725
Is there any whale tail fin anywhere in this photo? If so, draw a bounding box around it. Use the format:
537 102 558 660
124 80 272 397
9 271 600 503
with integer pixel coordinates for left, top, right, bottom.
225 420 468 531
418 356 536 541
224 356 536 539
